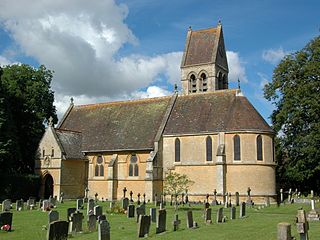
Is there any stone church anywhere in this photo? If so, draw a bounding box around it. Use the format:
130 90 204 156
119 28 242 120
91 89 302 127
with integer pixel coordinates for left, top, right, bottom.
35 23 276 203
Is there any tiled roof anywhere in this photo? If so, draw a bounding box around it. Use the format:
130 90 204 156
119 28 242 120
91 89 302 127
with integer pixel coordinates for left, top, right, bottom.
163 90 274 135
55 129 83 159
58 96 172 152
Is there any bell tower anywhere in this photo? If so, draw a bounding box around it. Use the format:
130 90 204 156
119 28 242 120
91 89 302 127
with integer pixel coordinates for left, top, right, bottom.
180 21 229 95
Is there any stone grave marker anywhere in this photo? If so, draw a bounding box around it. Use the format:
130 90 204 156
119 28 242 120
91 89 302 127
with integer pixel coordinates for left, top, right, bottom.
127 204 135 218
137 215 151 238
156 209 166 234
16 199 24 211
235 192 240 206
29 197 36 206
246 187 253 206
42 200 50 211
94 205 103 219
186 210 193 228
47 220 69 240
205 208 212 223
87 214 96 232
87 199 95 215
296 209 309 240
288 188 292 203
122 198 129 211
150 208 157 223
2 199 11 212
136 205 145 223
69 211 84 234
280 189 284 203
48 210 59 224
172 214 181 231
216 208 224 223
277 222 292 240
230 206 236 220
0 212 13 230
49 196 56 207
98 219 110 240
67 208 77 221
97 215 106 223
76 199 84 210
240 202 246 218
212 189 218 205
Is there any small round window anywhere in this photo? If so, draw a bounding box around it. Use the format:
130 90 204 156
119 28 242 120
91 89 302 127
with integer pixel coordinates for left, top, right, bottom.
97 156 103 164
130 155 137 163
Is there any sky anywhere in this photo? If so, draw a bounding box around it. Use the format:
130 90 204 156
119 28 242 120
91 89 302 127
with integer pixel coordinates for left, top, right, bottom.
0 0 319 124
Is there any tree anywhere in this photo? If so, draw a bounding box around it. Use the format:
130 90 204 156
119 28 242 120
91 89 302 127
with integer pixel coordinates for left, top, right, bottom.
264 36 320 192
163 171 194 209
0 64 57 174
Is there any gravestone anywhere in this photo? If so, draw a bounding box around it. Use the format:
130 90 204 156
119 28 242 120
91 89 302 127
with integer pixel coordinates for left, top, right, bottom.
186 210 193 228
150 208 157 223
235 192 240 206
94 205 103 218
49 196 56 207
137 215 151 238
205 208 212 223
230 207 236 220
277 222 292 240
156 209 166 234
0 212 13 230
69 211 84 233
16 199 24 211
280 189 284 203
136 205 145 223
97 215 106 223
121 198 129 210
47 221 68 240
48 210 59 224
98 219 110 240
87 214 96 231
172 214 181 231
2 199 11 211
127 204 135 218
42 200 50 211
288 188 292 203
76 199 84 210
216 208 224 223
246 187 253 206
296 209 309 240
240 202 246 218
29 197 36 207
67 208 77 221
211 189 218 205
87 199 95 215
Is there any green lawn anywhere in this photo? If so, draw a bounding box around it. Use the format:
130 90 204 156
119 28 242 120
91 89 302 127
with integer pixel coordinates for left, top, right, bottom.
0 201 319 239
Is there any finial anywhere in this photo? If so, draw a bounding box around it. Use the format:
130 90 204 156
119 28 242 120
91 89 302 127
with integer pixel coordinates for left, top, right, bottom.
188 26 192 31
237 78 241 90
174 84 178 93
48 116 53 127
218 19 222 26
70 97 74 105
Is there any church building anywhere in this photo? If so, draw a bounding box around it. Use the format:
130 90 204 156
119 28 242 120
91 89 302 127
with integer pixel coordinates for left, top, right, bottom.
35 22 276 203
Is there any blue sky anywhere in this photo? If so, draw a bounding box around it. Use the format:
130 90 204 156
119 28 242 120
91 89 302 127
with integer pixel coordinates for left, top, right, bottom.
0 0 319 123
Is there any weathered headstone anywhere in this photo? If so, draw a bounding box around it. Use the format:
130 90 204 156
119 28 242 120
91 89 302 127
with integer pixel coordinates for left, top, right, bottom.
42 200 50 211
205 208 212 223
156 209 166 234
240 202 246 218
98 219 110 240
0 212 13 230
16 199 24 211
67 208 77 221
48 210 59 224
2 199 11 212
87 214 96 231
235 192 240 206
127 204 135 218
216 208 224 223
277 222 292 240
76 199 84 210
69 211 84 233
230 206 236 220
172 214 181 231
87 199 95 215
186 210 193 228
150 208 157 223
121 198 129 210
296 209 309 240
47 220 69 240
137 215 151 238
94 205 103 218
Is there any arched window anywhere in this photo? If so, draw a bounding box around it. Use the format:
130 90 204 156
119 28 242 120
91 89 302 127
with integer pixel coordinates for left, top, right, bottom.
95 155 104 176
175 138 180 162
206 136 212 161
201 73 208 92
257 135 263 161
189 74 197 93
129 154 138 176
233 135 241 161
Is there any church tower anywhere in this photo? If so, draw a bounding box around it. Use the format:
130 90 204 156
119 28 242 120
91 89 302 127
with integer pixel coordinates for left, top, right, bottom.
180 22 229 95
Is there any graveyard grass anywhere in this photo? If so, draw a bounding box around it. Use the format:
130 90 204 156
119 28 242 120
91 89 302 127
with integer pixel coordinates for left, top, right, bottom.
1 201 320 240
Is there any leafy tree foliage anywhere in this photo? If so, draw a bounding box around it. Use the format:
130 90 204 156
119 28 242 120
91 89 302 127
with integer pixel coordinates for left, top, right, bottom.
0 64 57 174
264 36 320 191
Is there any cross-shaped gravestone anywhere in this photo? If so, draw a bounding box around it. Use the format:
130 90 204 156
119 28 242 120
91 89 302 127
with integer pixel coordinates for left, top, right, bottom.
156 209 166 234
172 214 181 231
47 220 69 240
48 210 59 224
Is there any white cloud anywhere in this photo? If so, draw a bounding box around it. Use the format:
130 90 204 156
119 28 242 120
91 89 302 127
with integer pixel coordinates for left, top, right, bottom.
131 86 171 99
257 72 269 89
262 47 289 64
226 51 248 83
0 55 12 66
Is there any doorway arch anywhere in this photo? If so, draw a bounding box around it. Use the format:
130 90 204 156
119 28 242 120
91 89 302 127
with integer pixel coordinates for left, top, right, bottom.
44 174 54 199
